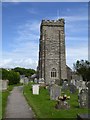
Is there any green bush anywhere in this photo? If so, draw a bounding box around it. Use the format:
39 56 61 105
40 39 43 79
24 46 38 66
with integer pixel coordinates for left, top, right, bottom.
2 68 20 85
8 71 20 85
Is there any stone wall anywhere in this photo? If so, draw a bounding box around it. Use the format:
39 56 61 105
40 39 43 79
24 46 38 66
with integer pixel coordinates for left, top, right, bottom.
67 66 72 81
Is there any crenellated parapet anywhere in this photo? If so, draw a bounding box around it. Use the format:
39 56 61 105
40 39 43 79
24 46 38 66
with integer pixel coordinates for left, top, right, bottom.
41 18 65 27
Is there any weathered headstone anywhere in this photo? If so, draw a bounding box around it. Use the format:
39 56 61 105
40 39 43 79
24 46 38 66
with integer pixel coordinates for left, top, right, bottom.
71 79 76 86
75 80 80 89
48 80 55 92
24 77 29 84
62 81 68 90
50 84 61 100
0 80 8 91
81 81 86 89
77 114 90 120
87 82 90 109
78 89 88 108
38 78 44 84
34 78 38 83
75 80 83 89
20 75 26 84
79 80 83 87
69 83 77 93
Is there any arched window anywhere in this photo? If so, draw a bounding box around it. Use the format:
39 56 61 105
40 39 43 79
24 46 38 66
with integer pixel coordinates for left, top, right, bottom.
51 68 57 78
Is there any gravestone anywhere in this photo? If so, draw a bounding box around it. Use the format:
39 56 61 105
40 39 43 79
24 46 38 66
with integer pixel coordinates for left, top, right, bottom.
75 80 83 89
0 80 8 91
24 77 29 84
48 80 55 92
77 114 90 120
62 81 68 90
20 75 29 84
50 84 61 100
69 83 76 93
81 81 86 89
32 84 39 95
87 82 90 109
38 78 44 84
79 80 83 87
71 79 76 86
34 78 38 83
78 89 88 108
75 80 80 89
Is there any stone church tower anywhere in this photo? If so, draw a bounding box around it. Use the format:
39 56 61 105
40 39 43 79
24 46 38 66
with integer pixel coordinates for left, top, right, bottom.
38 19 67 84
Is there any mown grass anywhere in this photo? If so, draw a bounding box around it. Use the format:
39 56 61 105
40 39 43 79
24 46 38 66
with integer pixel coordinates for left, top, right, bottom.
23 82 88 119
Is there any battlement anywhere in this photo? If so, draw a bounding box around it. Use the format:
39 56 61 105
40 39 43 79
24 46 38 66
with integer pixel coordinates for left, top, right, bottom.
41 18 65 27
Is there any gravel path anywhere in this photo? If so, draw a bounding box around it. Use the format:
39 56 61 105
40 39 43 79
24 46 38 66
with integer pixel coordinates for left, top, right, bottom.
5 86 35 118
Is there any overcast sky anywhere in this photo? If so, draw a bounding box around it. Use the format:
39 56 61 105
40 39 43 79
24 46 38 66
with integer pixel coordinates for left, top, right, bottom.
1 2 88 70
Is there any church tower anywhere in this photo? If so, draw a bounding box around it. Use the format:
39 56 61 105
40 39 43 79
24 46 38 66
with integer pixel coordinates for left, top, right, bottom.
38 19 67 85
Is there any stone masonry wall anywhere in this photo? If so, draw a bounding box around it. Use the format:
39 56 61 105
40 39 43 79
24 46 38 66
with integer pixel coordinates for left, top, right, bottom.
38 19 67 84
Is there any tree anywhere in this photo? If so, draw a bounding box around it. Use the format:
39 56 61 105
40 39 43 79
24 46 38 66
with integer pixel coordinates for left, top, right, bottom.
1 68 20 85
7 70 20 85
73 60 90 82
2 68 9 80
1 67 36 85
12 67 26 75
12 67 36 77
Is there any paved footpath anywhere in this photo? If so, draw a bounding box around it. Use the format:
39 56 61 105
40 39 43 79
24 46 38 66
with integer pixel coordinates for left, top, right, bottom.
5 86 35 118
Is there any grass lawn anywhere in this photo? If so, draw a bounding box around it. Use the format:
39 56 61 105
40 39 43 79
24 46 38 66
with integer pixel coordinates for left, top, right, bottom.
23 82 88 119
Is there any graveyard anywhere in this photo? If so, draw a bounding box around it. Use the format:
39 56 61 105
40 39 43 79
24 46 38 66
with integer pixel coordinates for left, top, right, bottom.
23 82 88 119
0 68 90 119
